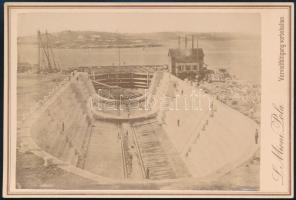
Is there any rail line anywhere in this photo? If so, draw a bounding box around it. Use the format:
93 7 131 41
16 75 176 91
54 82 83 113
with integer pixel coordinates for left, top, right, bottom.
130 125 146 178
119 123 128 179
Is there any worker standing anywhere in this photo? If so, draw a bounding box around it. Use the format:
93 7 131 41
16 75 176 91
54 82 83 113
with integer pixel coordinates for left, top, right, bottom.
62 122 64 132
211 101 214 111
255 128 259 144
145 167 150 179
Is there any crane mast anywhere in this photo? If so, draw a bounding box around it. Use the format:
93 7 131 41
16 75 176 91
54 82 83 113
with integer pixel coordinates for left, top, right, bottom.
37 30 60 73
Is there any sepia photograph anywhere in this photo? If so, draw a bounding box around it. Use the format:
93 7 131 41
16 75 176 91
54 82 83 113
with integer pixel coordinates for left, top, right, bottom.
3 3 293 198
16 11 261 190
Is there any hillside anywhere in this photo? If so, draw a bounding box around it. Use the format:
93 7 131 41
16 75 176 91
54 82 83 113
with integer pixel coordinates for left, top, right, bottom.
18 31 162 49
18 31 259 49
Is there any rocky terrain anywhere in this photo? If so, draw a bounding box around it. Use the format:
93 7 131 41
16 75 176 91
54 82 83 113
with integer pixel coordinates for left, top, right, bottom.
200 80 261 124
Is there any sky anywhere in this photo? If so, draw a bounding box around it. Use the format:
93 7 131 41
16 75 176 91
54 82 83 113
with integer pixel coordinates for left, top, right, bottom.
18 12 260 37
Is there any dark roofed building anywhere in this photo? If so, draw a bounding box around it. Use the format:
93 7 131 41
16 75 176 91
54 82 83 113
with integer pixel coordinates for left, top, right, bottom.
168 36 207 81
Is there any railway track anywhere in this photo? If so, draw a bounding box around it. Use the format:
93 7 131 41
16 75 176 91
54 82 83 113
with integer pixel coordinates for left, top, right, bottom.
119 123 128 179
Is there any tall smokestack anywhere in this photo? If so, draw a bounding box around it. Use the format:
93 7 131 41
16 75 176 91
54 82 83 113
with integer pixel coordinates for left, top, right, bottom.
185 35 187 48
178 36 181 49
196 39 199 49
192 35 194 49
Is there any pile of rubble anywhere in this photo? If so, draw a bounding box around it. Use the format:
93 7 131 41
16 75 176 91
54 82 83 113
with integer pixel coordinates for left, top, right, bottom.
200 80 261 124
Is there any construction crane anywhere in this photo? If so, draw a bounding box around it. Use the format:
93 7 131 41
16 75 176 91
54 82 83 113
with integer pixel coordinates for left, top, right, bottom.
37 30 60 73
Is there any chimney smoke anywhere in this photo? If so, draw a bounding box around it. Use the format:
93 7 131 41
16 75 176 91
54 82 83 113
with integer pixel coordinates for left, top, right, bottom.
178 36 181 49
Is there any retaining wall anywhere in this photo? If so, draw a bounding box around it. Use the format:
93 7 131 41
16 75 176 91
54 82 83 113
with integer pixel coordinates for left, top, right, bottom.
30 73 96 168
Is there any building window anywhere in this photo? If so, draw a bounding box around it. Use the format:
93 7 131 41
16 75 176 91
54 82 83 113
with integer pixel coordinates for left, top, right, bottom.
186 65 191 71
193 65 197 70
178 65 182 71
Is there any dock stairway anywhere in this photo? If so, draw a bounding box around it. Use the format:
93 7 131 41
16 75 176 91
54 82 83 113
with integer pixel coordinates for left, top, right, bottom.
132 119 176 180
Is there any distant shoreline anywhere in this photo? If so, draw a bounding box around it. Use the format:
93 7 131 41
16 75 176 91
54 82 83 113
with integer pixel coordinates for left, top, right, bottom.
18 42 163 49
